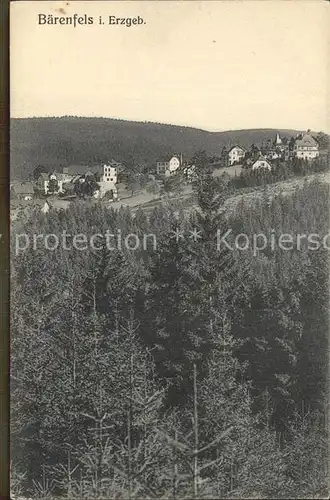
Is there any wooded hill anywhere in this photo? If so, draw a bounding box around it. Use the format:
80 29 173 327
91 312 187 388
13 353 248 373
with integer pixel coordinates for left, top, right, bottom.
10 116 301 179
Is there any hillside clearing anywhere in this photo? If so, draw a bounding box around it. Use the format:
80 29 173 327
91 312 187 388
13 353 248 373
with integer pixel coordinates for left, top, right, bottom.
124 171 330 216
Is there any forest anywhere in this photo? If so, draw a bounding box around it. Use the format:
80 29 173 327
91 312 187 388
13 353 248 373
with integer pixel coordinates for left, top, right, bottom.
11 173 329 499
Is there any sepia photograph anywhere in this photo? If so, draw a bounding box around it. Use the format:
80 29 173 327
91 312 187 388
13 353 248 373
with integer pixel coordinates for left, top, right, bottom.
9 1 330 498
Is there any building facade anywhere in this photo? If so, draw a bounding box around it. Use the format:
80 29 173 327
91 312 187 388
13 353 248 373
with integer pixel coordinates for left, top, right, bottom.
228 146 246 166
100 164 118 184
293 131 319 160
10 182 34 200
37 173 64 195
156 155 181 177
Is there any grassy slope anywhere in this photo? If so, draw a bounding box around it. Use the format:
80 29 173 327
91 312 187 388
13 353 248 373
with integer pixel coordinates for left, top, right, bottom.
127 172 330 215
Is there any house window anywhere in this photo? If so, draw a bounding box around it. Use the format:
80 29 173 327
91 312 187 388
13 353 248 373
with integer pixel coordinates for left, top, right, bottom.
110 178 113 181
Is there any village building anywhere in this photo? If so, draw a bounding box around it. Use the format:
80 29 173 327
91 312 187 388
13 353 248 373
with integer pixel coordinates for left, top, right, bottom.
34 161 121 199
293 131 319 160
36 172 64 195
228 146 246 166
10 199 51 221
97 165 118 198
10 182 34 200
156 155 181 177
10 196 74 222
265 148 281 161
256 133 290 162
61 165 90 177
252 156 272 171
62 163 118 184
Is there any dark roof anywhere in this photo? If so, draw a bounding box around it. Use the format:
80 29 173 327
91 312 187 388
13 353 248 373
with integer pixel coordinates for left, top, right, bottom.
10 198 48 210
11 199 31 209
63 165 99 175
63 161 122 176
38 172 51 181
228 145 246 153
157 155 180 163
108 159 123 168
252 155 271 164
295 133 318 147
11 182 34 195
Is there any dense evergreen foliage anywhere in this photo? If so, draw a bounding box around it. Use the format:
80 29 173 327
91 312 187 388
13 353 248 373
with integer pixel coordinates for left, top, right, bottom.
229 157 329 191
11 178 329 498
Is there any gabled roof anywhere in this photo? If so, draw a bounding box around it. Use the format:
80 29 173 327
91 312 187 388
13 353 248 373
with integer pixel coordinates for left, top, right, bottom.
85 170 97 177
252 155 271 165
295 133 318 147
228 145 246 154
38 172 50 181
64 162 121 176
38 171 70 181
11 182 34 195
64 165 99 175
47 199 71 211
157 155 180 163
106 159 122 168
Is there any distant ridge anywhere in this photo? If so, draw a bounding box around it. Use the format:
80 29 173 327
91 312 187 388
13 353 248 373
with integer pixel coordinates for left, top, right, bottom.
10 116 302 179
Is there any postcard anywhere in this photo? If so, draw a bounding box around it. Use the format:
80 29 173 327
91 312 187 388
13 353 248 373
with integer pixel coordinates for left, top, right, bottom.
9 1 330 498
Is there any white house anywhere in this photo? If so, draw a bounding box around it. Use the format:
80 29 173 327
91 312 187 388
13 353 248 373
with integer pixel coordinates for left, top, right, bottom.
37 173 64 195
100 164 118 184
156 155 181 177
96 164 118 198
228 146 246 166
252 157 272 171
293 131 319 160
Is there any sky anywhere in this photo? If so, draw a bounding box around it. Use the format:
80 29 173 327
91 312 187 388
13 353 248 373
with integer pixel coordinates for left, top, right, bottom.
10 0 330 132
